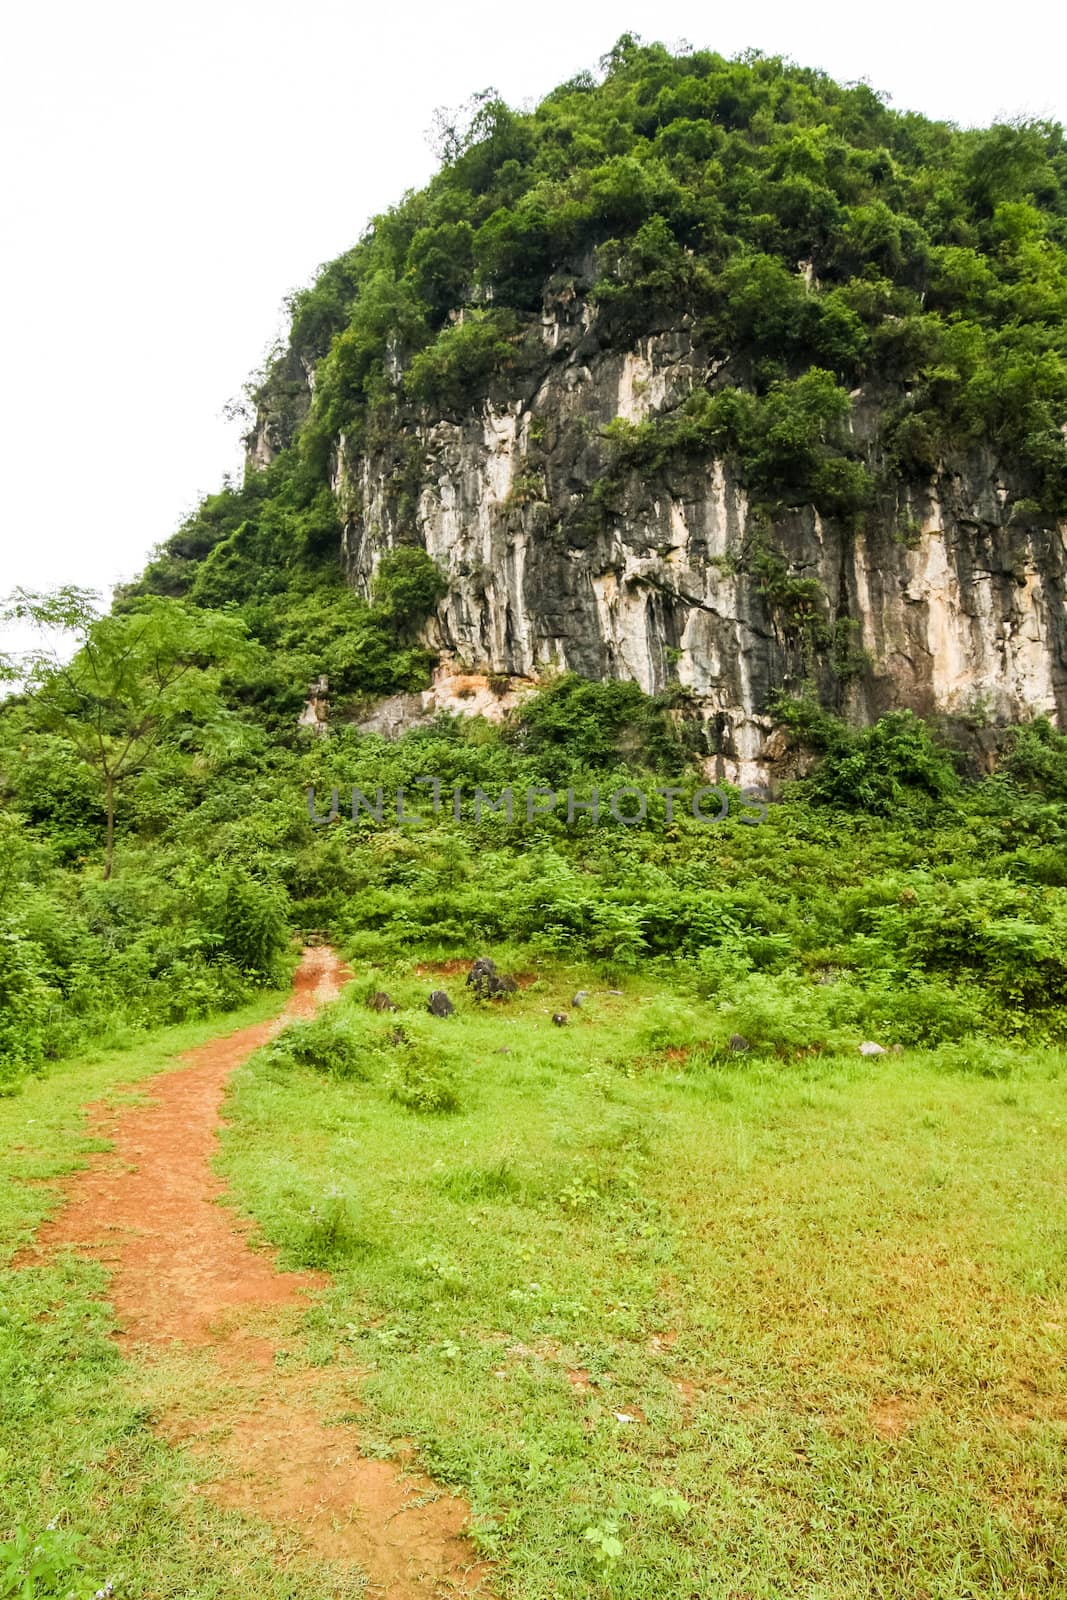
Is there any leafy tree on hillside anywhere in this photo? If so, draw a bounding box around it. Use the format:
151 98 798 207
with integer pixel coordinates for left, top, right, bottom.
4 589 252 878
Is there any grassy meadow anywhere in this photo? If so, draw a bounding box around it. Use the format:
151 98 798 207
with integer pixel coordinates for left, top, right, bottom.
214 959 1067 1599
0 946 1064 1596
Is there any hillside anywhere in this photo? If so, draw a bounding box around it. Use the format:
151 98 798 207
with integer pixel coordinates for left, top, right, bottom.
2 37 1067 1600
133 35 1067 774
2 34 1067 1081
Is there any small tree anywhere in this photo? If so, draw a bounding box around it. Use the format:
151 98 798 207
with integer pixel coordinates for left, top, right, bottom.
3 588 251 878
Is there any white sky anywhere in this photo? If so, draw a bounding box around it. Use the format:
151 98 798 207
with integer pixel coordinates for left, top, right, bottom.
2 0 1065 639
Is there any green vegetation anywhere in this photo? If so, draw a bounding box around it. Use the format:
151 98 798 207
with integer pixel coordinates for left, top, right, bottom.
4 639 1065 1087
228 974 1067 1596
601 367 873 520
3 964 1064 1598
120 36 1066 653
6 589 251 879
1 36 1066 1596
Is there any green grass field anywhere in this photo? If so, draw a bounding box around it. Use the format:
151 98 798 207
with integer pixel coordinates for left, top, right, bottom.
2 962 1065 1598
219 960 1067 1599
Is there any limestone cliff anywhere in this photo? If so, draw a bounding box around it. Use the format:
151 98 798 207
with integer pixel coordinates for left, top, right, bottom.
253 289 1067 781
232 47 1067 779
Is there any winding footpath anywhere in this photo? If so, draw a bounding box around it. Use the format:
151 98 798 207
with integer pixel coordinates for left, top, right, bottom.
22 946 488 1599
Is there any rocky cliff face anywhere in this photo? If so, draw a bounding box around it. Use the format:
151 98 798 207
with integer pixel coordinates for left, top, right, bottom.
255 290 1067 781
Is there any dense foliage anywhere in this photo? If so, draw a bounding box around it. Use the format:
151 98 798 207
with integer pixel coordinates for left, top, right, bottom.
274 34 1067 524
2 636 1066 1085
2 39 1067 1086
127 35 1067 645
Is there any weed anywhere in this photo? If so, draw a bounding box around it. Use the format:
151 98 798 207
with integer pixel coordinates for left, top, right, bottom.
0 1524 83 1600
583 1520 624 1569
386 1042 460 1113
267 1014 367 1079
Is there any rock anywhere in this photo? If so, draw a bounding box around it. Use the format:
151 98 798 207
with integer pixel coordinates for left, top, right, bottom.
859 1041 887 1056
551 1012 568 1026
369 990 398 1012
466 956 496 990
297 674 329 738
728 1033 751 1053
571 990 589 1007
427 990 454 1018
324 294 1067 776
467 957 518 1000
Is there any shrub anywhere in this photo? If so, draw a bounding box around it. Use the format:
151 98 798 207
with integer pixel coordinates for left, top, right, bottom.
200 867 290 981
930 1036 1022 1078
632 997 712 1055
863 880 1067 1016
511 675 687 782
1001 718 1067 801
371 547 448 636
714 972 847 1055
781 706 960 814
268 1014 368 1078
0 926 54 1080
404 310 520 414
386 1038 461 1112
823 972 987 1046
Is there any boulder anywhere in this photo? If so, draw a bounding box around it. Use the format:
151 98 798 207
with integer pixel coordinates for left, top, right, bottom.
468 956 517 1000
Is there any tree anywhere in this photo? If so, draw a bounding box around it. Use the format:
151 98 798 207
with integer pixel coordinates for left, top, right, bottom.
3 589 251 879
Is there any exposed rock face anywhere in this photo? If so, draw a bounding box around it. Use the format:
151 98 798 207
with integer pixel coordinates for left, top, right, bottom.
298 674 330 737
353 663 537 740
264 293 1067 780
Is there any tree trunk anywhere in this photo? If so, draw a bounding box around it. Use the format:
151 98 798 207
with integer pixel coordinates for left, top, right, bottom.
104 774 115 880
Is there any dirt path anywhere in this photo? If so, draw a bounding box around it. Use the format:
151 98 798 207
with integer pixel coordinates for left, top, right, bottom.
23 947 489 1599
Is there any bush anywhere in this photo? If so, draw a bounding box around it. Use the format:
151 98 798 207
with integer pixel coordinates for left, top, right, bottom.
511 675 686 782
603 370 872 518
200 867 290 981
863 880 1067 1017
267 1014 368 1078
404 310 520 414
386 1038 461 1112
930 1036 1023 1078
0 926 54 1080
371 548 448 635
823 972 987 1046
1002 718 1067 801
714 971 847 1055
782 706 960 814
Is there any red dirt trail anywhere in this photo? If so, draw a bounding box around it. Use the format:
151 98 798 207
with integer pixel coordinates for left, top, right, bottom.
22 946 490 1599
